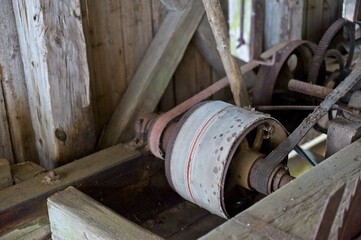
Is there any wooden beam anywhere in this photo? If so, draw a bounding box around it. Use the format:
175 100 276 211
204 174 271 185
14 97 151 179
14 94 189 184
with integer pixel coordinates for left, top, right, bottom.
0 216 50 240
98 0 205 147
201 139 361 239
48 187 162 240
12 0 96 169
0 0 38 164
11 162 45 183
202 0 251 107
0 143 141 234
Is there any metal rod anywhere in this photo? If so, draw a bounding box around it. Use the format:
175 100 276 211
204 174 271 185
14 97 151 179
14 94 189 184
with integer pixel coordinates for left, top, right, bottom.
288 79 333 99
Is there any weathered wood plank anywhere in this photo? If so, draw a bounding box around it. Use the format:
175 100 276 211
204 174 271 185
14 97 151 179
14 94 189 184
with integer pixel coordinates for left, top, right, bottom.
11 161 45 183
0 216 50 240
174 44 198 104
48 186 162 240
0 0 38 164
201 139 361 239
0 158 12 190
121 0 153 84
305 0 324 42
80 0 128 135
0 72 13 163
0 144 141 233
13 0 96 169
98 0 205 147
264 0 304 50
193 15 226 77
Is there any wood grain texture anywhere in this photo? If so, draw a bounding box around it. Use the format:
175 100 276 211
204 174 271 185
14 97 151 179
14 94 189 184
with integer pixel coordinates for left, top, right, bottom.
11 161 45 184
13 0 96 169
121 1 153 84
202 0 251 107
305 0 324 42
264 0 304 50
201 139 361 239
98 0 205 147
0 158 12 190
0 0 37 164
48 187 162 240
0 143 141 233
0 70 13 163
81 0 127 135
0 216 50 240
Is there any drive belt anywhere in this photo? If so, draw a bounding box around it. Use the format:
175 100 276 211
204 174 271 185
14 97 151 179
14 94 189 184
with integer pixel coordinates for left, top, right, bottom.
250 60 361 195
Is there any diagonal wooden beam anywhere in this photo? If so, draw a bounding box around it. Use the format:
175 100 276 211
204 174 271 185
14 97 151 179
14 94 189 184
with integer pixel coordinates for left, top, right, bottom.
98 0 205 148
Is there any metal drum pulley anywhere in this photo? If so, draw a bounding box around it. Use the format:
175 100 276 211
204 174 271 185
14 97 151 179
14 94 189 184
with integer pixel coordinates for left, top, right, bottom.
164 101 287 218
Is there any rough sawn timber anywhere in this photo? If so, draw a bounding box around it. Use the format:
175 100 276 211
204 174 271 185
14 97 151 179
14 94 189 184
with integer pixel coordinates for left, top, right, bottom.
0 0 38 164
0 143 141 234
12 0 96 169
98 0 205 147
48 187 163 240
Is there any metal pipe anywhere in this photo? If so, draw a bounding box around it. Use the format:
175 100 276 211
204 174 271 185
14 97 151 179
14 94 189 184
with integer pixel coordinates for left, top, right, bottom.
288 79 333 99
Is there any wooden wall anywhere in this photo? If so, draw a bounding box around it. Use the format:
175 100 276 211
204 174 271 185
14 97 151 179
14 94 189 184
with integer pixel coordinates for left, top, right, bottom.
80 0 230 136
0 0 342 169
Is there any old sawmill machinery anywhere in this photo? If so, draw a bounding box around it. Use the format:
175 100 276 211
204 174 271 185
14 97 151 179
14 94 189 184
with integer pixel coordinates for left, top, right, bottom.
133 11 361 227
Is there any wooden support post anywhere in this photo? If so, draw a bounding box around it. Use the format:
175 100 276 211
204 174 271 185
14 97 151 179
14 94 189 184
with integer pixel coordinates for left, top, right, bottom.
98 0 205 148
202 0 251 107
12 0 96 169
0 158 12 190
48 187 162 240
0 0 38 165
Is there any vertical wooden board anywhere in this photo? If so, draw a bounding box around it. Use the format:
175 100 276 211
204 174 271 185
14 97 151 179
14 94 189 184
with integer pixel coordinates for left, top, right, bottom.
153 0 176 112
81 0 128 134
211 69 233 101
174 44 198 104
305 0 324 42
195 46 213 95
264 0 304 50
322 0 342 30
0 75 13 163
13 0 96 169
121 0 153 84
0 0 38 164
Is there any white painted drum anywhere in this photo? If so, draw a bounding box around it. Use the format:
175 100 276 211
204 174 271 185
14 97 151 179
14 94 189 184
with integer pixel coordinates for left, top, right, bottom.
166 101 286 218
